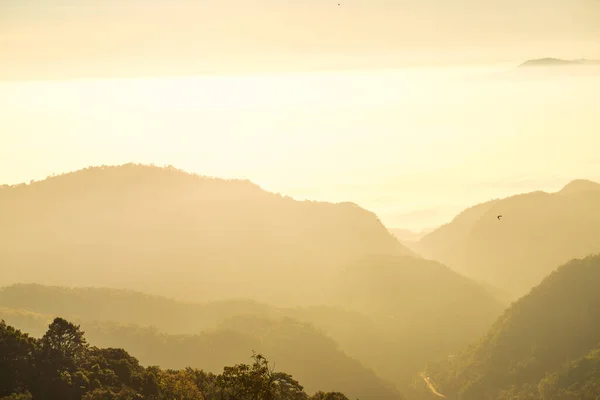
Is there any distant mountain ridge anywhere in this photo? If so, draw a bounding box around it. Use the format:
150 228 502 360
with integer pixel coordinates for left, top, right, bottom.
389 228 433 244
0 163 413 304
0 263 504 391
416 179 600 298
519 58 600 68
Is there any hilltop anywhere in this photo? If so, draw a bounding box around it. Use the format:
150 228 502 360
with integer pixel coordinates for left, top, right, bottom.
415 179 600 298
0 164 412 304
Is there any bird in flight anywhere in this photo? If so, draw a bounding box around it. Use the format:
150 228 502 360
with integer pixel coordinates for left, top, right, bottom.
497 215 503 220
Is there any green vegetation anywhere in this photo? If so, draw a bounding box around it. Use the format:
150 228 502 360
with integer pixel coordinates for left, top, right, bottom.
4 164 600 399
0 160 506 394
537 345 600 400
0 304 401 400
0 255 504 393
416 180 600 299
417 255 600 400
0 317 355 400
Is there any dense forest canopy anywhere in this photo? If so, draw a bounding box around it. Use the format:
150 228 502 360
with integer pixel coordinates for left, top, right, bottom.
0 317 359 400
0 307 401 400
414 254 600 400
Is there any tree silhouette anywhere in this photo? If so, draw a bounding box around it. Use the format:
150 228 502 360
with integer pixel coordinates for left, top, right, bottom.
40 318 89 369
218 352 306 400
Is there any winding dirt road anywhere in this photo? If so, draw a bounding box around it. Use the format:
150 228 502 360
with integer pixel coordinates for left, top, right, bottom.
419 372 446 398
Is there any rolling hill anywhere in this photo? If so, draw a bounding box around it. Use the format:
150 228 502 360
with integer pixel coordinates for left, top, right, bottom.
0 163 412 304
0 306 402 400
415 179 600 298
0 284 273 335
0 280 503 391
417 254 600 400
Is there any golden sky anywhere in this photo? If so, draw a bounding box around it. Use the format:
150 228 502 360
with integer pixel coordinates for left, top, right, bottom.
2 66 600 230
2 0 600 79
1 1 600 230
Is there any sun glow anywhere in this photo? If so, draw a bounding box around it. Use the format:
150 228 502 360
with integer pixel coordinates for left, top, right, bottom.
2 65 600 230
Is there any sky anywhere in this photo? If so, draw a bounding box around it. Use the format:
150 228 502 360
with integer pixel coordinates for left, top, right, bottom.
2 0 600 78
1 0 600 230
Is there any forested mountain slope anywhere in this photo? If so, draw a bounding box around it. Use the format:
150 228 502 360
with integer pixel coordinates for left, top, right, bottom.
418 254 600 400
0 317 362 400
331 255 504 386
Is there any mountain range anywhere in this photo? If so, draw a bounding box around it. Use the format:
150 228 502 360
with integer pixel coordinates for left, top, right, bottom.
0 262 503 391
2 164 600 398
415 179 600 299
0 164 413 305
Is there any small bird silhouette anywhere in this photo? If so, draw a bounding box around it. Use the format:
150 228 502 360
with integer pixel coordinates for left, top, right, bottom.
497 215 503 220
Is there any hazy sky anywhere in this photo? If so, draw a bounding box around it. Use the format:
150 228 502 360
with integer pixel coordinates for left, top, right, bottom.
2 65 600 230
1 1 600 230
2 0 600 78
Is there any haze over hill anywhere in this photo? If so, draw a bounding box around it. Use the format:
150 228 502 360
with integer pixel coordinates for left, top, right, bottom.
0 305 403 400
0 252 505 390
416 254 600 400
416 179 600 298
3 60 600 231
1 315 376 400
2 0 600 80
331 255 504 385
389 228 432 244
519 58 600 68
505 57 600 79
0 163 413 304
0 163 511 391
2 0 600 399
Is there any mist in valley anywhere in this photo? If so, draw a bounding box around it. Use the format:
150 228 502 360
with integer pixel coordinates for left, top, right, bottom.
1 1 600 399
